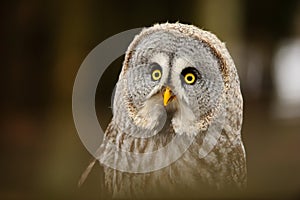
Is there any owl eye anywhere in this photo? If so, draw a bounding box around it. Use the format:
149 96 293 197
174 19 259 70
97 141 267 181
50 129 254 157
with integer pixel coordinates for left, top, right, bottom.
150 63 162 81
184 73 196 84
181 67 199 85
152 69 162 81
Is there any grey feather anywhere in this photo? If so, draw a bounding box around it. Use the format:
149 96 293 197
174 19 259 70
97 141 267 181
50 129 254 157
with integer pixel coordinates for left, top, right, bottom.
81 22 246 198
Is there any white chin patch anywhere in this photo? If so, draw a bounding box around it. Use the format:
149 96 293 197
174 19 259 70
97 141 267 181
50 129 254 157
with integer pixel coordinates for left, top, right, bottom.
171 101 199 137
133 95 167 136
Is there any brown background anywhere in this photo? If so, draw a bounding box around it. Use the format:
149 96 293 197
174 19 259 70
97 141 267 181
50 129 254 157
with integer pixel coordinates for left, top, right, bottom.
1 0 300 199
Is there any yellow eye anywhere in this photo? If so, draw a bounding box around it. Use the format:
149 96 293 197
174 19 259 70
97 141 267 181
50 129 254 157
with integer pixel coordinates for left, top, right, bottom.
184 73 196 84
151 69 162 81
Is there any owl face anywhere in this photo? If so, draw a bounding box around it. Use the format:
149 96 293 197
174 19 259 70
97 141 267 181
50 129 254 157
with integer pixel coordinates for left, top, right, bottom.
113 28 226 136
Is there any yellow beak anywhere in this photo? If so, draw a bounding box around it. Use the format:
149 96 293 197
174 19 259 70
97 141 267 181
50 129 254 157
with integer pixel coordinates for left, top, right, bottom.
163 87 174 106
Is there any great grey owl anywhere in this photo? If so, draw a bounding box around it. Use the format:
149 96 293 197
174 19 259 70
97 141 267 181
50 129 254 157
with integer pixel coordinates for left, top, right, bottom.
80 22 246 198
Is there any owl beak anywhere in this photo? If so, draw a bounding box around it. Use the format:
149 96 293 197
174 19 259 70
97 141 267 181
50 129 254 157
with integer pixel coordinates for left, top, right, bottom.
163 87 175 106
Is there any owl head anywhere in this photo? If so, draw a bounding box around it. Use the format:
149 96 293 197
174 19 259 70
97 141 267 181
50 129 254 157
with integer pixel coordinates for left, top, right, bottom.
112 23 240 138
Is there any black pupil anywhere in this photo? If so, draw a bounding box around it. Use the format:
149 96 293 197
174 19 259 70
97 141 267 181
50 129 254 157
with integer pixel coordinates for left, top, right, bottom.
150 63 162 80
181 67 200 85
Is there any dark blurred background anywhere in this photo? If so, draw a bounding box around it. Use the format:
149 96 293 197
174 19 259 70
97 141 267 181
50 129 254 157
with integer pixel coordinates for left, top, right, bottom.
1 0 300 199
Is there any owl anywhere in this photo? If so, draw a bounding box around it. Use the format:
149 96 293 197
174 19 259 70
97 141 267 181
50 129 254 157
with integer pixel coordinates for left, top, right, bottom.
80 23 246 198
